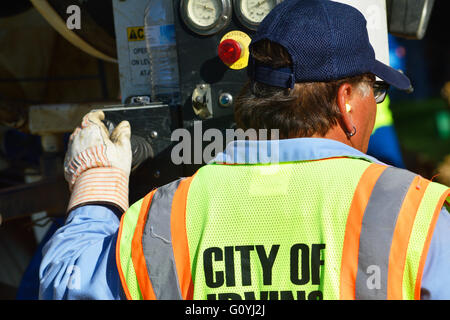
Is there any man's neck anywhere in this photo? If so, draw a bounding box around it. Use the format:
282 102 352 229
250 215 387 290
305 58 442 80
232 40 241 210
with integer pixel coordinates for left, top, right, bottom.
311 126 364 153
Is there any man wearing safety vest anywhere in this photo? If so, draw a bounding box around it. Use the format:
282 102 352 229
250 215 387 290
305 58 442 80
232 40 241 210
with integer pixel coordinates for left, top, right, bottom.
39 0 449 300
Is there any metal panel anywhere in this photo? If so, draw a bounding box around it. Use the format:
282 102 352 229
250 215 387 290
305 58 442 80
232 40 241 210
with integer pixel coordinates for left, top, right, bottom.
99 102 184 201
29 103 114 134
101 103 175 169
173 0 250 123
112 0 152 103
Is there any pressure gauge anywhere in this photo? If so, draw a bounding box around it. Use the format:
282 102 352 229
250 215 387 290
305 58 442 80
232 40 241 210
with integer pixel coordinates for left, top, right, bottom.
233 0 282 31
180 0 232 36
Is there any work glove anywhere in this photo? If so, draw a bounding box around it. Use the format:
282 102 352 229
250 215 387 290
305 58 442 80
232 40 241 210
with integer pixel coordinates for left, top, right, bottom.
64 110 132 213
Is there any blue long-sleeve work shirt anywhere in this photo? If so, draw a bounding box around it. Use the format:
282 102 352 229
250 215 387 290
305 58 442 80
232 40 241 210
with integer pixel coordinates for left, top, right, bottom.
39 138 450 299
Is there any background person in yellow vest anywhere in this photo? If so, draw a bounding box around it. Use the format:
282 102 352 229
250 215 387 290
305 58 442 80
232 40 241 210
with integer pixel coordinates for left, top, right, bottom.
367 95 407 168
39 0 449 300
366 35 408 169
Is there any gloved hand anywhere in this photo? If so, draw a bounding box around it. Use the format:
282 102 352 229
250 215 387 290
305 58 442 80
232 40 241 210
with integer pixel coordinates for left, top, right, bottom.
64 110 132 213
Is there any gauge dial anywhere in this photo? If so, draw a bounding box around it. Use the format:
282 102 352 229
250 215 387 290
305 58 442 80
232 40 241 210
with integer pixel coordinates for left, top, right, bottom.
234 0 281 30
241 0 276 23
187 0 221 28
181 0 232 35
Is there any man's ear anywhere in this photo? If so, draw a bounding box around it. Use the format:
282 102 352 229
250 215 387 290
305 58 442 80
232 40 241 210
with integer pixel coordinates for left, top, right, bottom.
337 83 355 135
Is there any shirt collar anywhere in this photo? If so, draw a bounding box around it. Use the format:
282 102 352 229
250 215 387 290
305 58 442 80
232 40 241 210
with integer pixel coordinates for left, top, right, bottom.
210 137 385 165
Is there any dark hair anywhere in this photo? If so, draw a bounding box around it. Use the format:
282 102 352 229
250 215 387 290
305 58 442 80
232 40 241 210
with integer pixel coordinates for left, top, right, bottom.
234 40 375 139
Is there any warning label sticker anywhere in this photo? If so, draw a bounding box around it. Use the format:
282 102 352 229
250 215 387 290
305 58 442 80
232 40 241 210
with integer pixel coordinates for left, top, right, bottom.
127 26 145 42
127 26 151 85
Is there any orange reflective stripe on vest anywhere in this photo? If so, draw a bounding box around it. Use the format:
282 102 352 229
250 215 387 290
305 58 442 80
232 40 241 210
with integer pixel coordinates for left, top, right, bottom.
171 176 195 300
355 167 418 299
127 177 195 300
340 163 387 299
341 166 444 300
414 188 450 299
387 175 430 299
132 188 157 299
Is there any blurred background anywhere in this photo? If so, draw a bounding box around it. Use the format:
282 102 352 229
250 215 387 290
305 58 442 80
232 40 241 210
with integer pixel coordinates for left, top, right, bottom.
0 0 448 299
385 1 450 182
0 0 120 299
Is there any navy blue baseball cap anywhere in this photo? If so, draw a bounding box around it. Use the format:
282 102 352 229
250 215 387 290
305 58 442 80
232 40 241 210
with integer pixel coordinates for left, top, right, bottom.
248 0 412 92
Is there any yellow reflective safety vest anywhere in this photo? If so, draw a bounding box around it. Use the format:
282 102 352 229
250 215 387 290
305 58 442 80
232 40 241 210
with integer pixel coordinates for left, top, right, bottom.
373 95 393 133
116 156 449 300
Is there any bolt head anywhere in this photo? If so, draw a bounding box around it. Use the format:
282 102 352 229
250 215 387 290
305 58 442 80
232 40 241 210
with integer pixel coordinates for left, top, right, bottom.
219 93 233 107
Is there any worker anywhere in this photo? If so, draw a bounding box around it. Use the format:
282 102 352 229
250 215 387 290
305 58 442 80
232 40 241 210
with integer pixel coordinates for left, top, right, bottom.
39 0 449 300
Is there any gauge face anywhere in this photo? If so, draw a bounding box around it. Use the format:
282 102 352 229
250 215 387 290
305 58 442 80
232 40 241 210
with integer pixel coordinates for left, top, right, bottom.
187 0 221 28
234 0 281 30
241 0 276 23
181 0 232 35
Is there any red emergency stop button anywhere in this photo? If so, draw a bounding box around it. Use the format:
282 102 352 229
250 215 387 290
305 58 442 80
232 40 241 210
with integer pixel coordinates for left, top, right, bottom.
218 39 242 65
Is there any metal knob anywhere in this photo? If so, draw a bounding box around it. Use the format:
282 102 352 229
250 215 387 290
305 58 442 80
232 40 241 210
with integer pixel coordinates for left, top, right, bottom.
219 93 233 107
